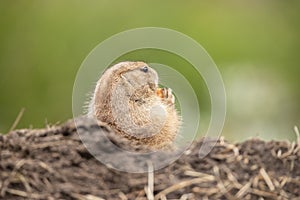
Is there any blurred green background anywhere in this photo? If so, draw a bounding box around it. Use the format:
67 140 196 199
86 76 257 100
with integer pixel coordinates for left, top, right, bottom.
0 1 299 141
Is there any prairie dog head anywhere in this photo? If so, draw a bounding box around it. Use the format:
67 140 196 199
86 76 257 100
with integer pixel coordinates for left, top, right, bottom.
95 62 157 100
119 62 158 92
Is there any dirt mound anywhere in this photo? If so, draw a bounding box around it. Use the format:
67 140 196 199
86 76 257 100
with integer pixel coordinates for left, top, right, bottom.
0 119 299 200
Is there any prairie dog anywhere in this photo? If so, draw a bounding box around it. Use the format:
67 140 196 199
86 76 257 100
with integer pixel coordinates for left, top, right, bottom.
88 61 180 150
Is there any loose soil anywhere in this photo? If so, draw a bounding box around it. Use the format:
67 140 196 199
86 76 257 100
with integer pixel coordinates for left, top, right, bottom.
0 118 299 200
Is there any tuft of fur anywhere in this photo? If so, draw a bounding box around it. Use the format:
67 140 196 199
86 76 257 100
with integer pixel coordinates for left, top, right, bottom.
88 61 180 150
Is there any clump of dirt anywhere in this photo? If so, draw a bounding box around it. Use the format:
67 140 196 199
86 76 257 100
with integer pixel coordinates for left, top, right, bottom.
0 118 299 200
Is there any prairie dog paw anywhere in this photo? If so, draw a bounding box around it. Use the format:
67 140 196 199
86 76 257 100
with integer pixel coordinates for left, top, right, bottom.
156 88 175 105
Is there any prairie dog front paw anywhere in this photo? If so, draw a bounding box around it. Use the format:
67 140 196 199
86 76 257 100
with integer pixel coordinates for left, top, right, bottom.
156 88 175 105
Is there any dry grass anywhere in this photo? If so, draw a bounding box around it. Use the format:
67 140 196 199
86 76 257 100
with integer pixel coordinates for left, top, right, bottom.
0 119 299 200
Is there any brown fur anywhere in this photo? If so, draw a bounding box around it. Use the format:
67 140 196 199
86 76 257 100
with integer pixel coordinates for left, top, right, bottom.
89 61 180 150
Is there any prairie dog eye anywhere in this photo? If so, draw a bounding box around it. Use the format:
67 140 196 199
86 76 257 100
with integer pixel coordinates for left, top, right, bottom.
140 66 148 73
